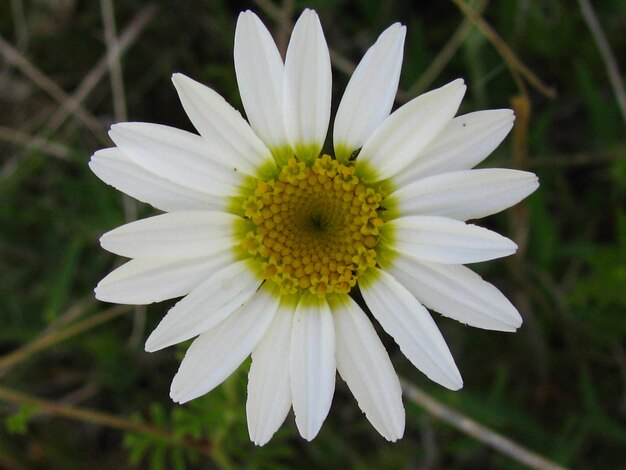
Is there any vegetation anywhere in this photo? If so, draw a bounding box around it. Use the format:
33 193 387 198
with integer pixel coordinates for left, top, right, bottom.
1 0 625 468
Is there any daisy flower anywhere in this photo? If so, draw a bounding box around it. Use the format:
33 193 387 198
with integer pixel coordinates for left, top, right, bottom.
90 9 538 445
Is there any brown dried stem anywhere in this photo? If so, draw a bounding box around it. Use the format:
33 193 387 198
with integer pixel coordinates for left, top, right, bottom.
45 4 157 136
401 380 566 470
0 385 212 457
0 36 108 142
451 0 556 99
577 0 626 124
408 0 489 97
0 305 131 374
0 125 72 160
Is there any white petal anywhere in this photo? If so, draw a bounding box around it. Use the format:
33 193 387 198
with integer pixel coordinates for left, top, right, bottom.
89 148 222 212
330 295 405 441
234 11 288 152
393 109 515 186
357 79 466 181
389 169 539 220
171 73 274 174
387 255 522 331
386 215 517 264
145 260 261 352
169 285 280 404
247 301 294 446
100 211 239 259
333 23 406 161
290 295 335 441
284 9 332 161
109 123 244 196
360 269 462 390
95 251 233 305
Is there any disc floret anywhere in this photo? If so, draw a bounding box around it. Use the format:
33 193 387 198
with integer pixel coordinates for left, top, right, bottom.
241 155 384 297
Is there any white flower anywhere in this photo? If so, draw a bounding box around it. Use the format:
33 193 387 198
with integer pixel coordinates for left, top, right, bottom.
90 9 538 445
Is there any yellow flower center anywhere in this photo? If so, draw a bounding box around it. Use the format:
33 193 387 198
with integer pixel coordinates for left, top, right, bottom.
241 155 384 297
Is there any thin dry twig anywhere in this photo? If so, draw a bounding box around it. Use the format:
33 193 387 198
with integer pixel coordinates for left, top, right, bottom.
0 4 156 184
0 305 132 373
0 35 108 143
100 0 128 122
0 125 72 160
0 385 213 456
253 0 294 57
408 0 489 97
328 48 355 76
41 297 95 334
577 0 626 125
510 95 532 249
508 94 551 380
99 0 145 349
451 0 557 99
525 146 626 168
276 0 295 57
58 382 101 407
401 379 566 470
10 0 28 49
252 0 284 23
45 4 157 136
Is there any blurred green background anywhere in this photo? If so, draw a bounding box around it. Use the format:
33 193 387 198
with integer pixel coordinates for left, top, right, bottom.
1 0 625 468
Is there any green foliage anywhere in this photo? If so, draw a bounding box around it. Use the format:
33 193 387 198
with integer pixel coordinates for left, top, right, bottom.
0 0 625 468
571 211 626 343
4 404 40 435
123 367 294 469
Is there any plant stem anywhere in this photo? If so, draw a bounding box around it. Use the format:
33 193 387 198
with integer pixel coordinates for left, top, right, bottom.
401 379 566 470
0 385 212 457
451 0 556 99
0 305 131 373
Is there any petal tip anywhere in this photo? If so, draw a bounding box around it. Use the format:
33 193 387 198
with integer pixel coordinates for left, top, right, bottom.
143 333 160 353
301 431 317 442
144 338 158 353
237 10 257 26
435 366 464 391
98 234 108 249
386 22 406 35
144 326 171 353
382 415 406 442
450 380 463 391
171 72 190 88
384 429 405 442
93 284 115 304
450 77 466 88
507 310 524 330
169 380 189 404
530 174 540 191
93 285 103 300
443 372 464 391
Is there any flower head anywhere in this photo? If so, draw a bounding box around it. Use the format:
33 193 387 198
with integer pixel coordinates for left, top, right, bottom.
90 9 538 445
